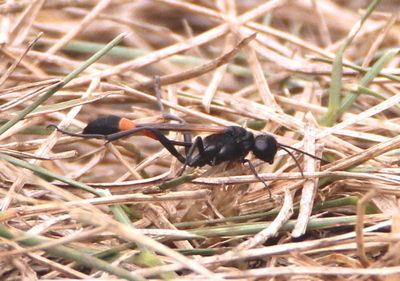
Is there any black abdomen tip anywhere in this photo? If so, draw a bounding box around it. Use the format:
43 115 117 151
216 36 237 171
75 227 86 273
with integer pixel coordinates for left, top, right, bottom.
82 115 121 135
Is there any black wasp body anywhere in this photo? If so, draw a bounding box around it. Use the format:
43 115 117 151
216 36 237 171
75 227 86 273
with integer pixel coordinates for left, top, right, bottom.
54 115 280 168
185 126 278 168
50 115 326 195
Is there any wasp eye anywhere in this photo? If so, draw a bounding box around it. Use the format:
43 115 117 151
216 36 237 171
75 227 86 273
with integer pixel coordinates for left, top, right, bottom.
252 135 278 164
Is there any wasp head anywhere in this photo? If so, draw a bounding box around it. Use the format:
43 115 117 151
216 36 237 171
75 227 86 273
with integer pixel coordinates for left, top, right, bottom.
252 134 278 164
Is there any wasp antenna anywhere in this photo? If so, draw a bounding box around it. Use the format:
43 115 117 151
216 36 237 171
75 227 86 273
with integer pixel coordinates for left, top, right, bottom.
48 124 106 139
278 145 304 177
278 143 328 164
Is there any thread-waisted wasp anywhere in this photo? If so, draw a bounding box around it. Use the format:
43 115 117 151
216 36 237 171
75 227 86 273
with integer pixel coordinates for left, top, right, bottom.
49 115 327 196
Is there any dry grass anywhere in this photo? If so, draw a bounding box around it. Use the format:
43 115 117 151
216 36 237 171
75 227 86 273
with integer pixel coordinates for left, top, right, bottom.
0 0 400 280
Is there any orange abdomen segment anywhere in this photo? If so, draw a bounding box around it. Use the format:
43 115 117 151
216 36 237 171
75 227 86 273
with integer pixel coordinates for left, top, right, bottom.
118 118 136 131
119 118 157 140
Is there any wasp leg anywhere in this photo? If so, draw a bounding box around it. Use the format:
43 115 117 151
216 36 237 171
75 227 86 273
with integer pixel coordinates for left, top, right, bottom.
178 136 205 176
154 75 192 155
106 127 189 164
242 159 272 199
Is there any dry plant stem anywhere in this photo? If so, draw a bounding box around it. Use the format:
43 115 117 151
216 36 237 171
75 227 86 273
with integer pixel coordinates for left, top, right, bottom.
248 36 335 74
26 251 89 279
310 0 331 46
135 221 391 277
3 1 400 279
0 78 59 93
191 171 400 187
388 215 400 280
0 48 48 76
356 188 378 267
0 36 124 214
79 170 171 188
46 0 112 55
183 83 400 147
0 226 105 259
0 33 125 134
361 14 397 69
0 81 51 112
323 133 400 173
247 22 334 58
232 23 280 110
69 0 290 87
65 7 183 41
1 78 100 211
367 229 400 281
0 190 209 222
144 204 194 250
33 173 88 205
202 34 232 113
8 0 45 45
10 256 36 280
170 266 400 279
0 149 75 160
0 224 146 281
156 0 223 19
0 1 98 14
112 81 306 140
276 93 400 135
107 142 142 180
292 113 319 237
26 93 112 118
63 170 400 192
106 83 233 127
0 32 41 86
133 33 256 91
0 2 11 45
196 85 310 131
236 188 294 250
8 46 84 70
74 209 220 280
161 0 337 60
202 0 236 112
0 37 46 77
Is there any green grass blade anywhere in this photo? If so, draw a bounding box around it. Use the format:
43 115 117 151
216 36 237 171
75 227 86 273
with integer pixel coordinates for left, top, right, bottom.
0 153 177 280
0 153 101 195
0 224 146 281
310 55 400 83
189 215 382 237
43 38 253 78
0 33 125 135
337 48 399 117
319 0 381 126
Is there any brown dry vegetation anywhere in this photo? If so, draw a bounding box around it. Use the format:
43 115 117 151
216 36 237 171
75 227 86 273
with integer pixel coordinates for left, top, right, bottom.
0 0 400 280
